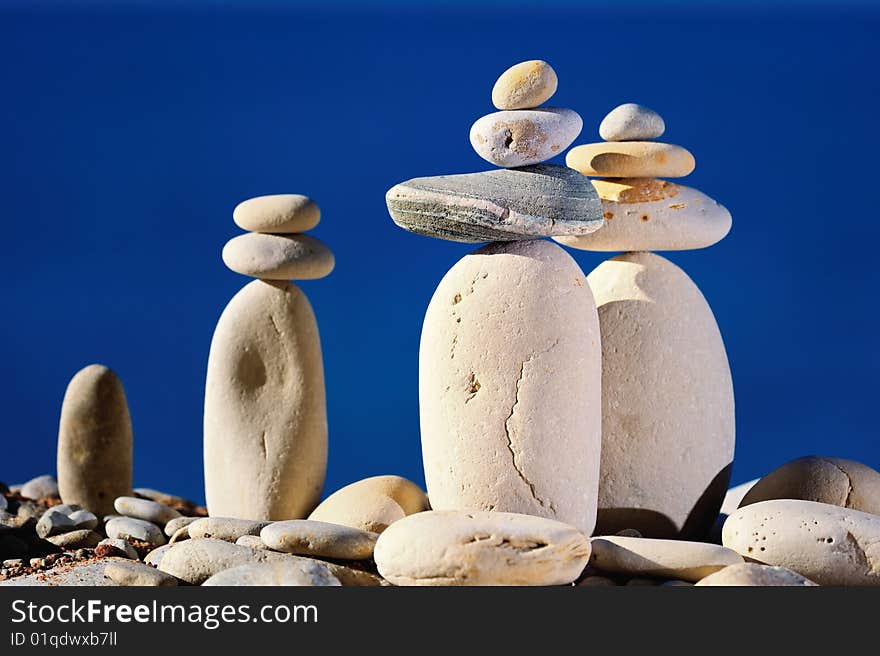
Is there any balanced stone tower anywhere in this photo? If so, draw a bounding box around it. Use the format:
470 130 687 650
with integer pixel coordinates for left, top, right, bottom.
204 195 333 521
386 61 605 534
559 103 735 539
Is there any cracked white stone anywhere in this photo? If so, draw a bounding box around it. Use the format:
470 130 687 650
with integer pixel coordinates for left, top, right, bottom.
419 239 601 533
722 499 880 585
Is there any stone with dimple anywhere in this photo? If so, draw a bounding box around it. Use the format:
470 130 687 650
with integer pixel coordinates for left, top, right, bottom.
222 233 335 281
114 496 181 526
386 164 603 243
204 280 327 521
260 520 379 560
566 142 695 178
105 517 166 547
590 536 742 582
159 538 330 585
722 499 880 585
233 194 320 234
374 510 591 586
599 103 665 141
420 240 601 532
57 365 133 516
491 60 558 110
695 562 818 587
587 252 734 539
554 179 731 251
308 475 429 534
104 560 177 587
188 517 270 542
202 561 341 587
469 108 582 168
739 456 880 515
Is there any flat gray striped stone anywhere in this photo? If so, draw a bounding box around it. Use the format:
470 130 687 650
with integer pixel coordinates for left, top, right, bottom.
385 164 603 243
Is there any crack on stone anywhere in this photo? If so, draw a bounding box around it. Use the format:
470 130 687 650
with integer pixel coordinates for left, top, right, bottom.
450 333 458 359
824 458 854 508
258 430 268 460
268 314 283 339
464 373 481 403
503 340 560 514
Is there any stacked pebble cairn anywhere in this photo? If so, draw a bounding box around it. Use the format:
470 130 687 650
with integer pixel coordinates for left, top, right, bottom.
3 61 880 588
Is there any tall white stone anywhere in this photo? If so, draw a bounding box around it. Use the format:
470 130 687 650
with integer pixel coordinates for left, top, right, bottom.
587 252 734 538
419 239 601 534
204 279 327 520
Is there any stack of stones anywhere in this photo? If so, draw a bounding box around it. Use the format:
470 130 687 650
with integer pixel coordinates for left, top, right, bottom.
560 104 735 539
386 60 605 536
204 195 333 521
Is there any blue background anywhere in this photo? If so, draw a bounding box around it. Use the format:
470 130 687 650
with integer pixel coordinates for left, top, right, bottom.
1 1 877 504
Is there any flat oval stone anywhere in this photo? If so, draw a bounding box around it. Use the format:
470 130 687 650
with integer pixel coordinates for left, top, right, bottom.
566 142 695 178
188 517 270 542
20 475 58 500
57 365 133 516
588 253 734 539
114 496 181 526
469 108 582 167
722 499 880 585
491 60 558 110
590 536 742 582
204 280 327 521
105 517 166 547
260 520 379 560
375 510 590 586
599 103 665 141
554 178 731 251
308 475 428 534
233 194 320 233
68 509 98 530
695 562 818 586
104 560 177 587
203 561 341 586
386 164 603 243
739 456 880 515
420 240 602 533
158 538 326 585
164 516 199 537
46 529 102 549
222 233 334 280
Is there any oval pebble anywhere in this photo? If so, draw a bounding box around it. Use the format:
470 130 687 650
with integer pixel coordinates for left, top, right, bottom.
114 496 181 526
599 103 665 141
20 475 58 500
554 178 731 252
695 562 818 587
68 509 98 530
36 509 75 538
158 538 325 585
374 510 591 586
46 529 102 549
491 60 558 110
470 108 582 168
105 517 166 547
308 475 429 534
96 538 139 560
233 194 320 234
589 536 743 582
739 456 880 515
104 560 177 587
188 517 270 542
566 141 695 178
722 499 880 585
222 233 334 280
260 520 379 560
202 561 340 587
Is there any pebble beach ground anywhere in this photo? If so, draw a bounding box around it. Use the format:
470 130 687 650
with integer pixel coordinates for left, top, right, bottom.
3 60 878 588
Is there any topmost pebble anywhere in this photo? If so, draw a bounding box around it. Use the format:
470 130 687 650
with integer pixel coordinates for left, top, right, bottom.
232 194 320 234
491 60 558 110
599 103 665 141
